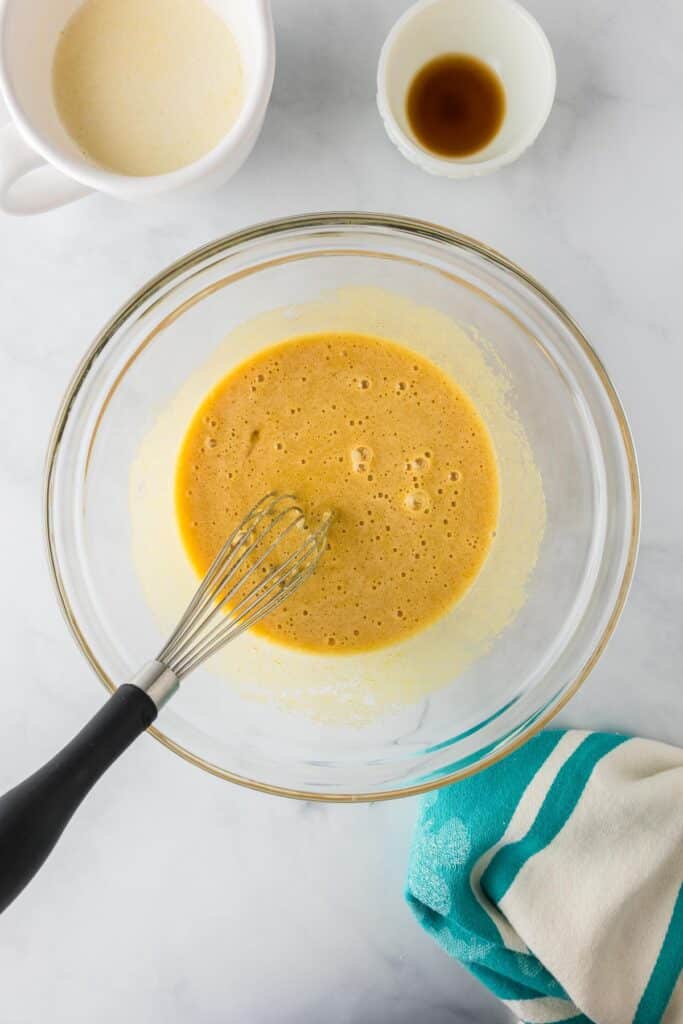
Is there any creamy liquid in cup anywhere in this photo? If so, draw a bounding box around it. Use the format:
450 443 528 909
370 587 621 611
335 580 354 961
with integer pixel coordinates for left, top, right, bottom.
175 332 500 654
52 0 244 176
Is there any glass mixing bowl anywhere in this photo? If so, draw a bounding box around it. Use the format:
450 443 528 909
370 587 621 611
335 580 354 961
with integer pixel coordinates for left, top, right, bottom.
45 213 639 800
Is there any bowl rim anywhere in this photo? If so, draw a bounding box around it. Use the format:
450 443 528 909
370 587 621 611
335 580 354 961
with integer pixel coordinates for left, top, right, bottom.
44 211 641 802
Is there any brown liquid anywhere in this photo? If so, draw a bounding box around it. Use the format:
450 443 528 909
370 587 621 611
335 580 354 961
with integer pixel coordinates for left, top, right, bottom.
406 54 505 157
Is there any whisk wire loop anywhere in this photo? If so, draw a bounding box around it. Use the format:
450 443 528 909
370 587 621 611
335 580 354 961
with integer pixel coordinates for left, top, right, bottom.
156 493 329 679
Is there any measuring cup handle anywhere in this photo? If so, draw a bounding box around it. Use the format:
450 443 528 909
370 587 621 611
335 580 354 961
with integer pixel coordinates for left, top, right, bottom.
0 122 91 216
0 685 157 914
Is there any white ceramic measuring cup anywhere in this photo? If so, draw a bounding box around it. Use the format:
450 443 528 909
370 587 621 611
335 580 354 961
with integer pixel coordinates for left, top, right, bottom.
0 0 275 215
377 0 556 178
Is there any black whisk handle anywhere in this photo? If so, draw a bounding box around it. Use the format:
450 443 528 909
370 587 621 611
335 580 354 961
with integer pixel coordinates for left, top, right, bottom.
0 684 157 914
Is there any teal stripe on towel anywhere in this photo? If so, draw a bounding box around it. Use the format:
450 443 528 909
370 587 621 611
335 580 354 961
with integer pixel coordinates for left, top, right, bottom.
482 732 628 904
468 962 564 1002
407 731 570 1004
634 883 683 1024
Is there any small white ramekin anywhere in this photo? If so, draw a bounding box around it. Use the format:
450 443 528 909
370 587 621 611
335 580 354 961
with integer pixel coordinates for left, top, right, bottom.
377 0 556 178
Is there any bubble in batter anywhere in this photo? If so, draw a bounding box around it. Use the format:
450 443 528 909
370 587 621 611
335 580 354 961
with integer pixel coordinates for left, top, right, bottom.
350 445 373 473
175 331 499 654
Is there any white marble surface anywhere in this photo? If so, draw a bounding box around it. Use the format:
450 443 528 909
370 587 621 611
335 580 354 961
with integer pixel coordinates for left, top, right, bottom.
1 1 681 1021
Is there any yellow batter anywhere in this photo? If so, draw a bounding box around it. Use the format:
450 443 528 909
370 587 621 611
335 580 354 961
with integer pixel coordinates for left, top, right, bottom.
175 332 499 654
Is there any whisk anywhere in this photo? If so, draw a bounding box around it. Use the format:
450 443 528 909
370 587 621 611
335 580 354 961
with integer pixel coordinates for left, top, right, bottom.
0 493 330 914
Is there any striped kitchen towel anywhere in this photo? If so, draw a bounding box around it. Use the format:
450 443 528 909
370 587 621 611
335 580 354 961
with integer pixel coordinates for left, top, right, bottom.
406 730 683 1023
